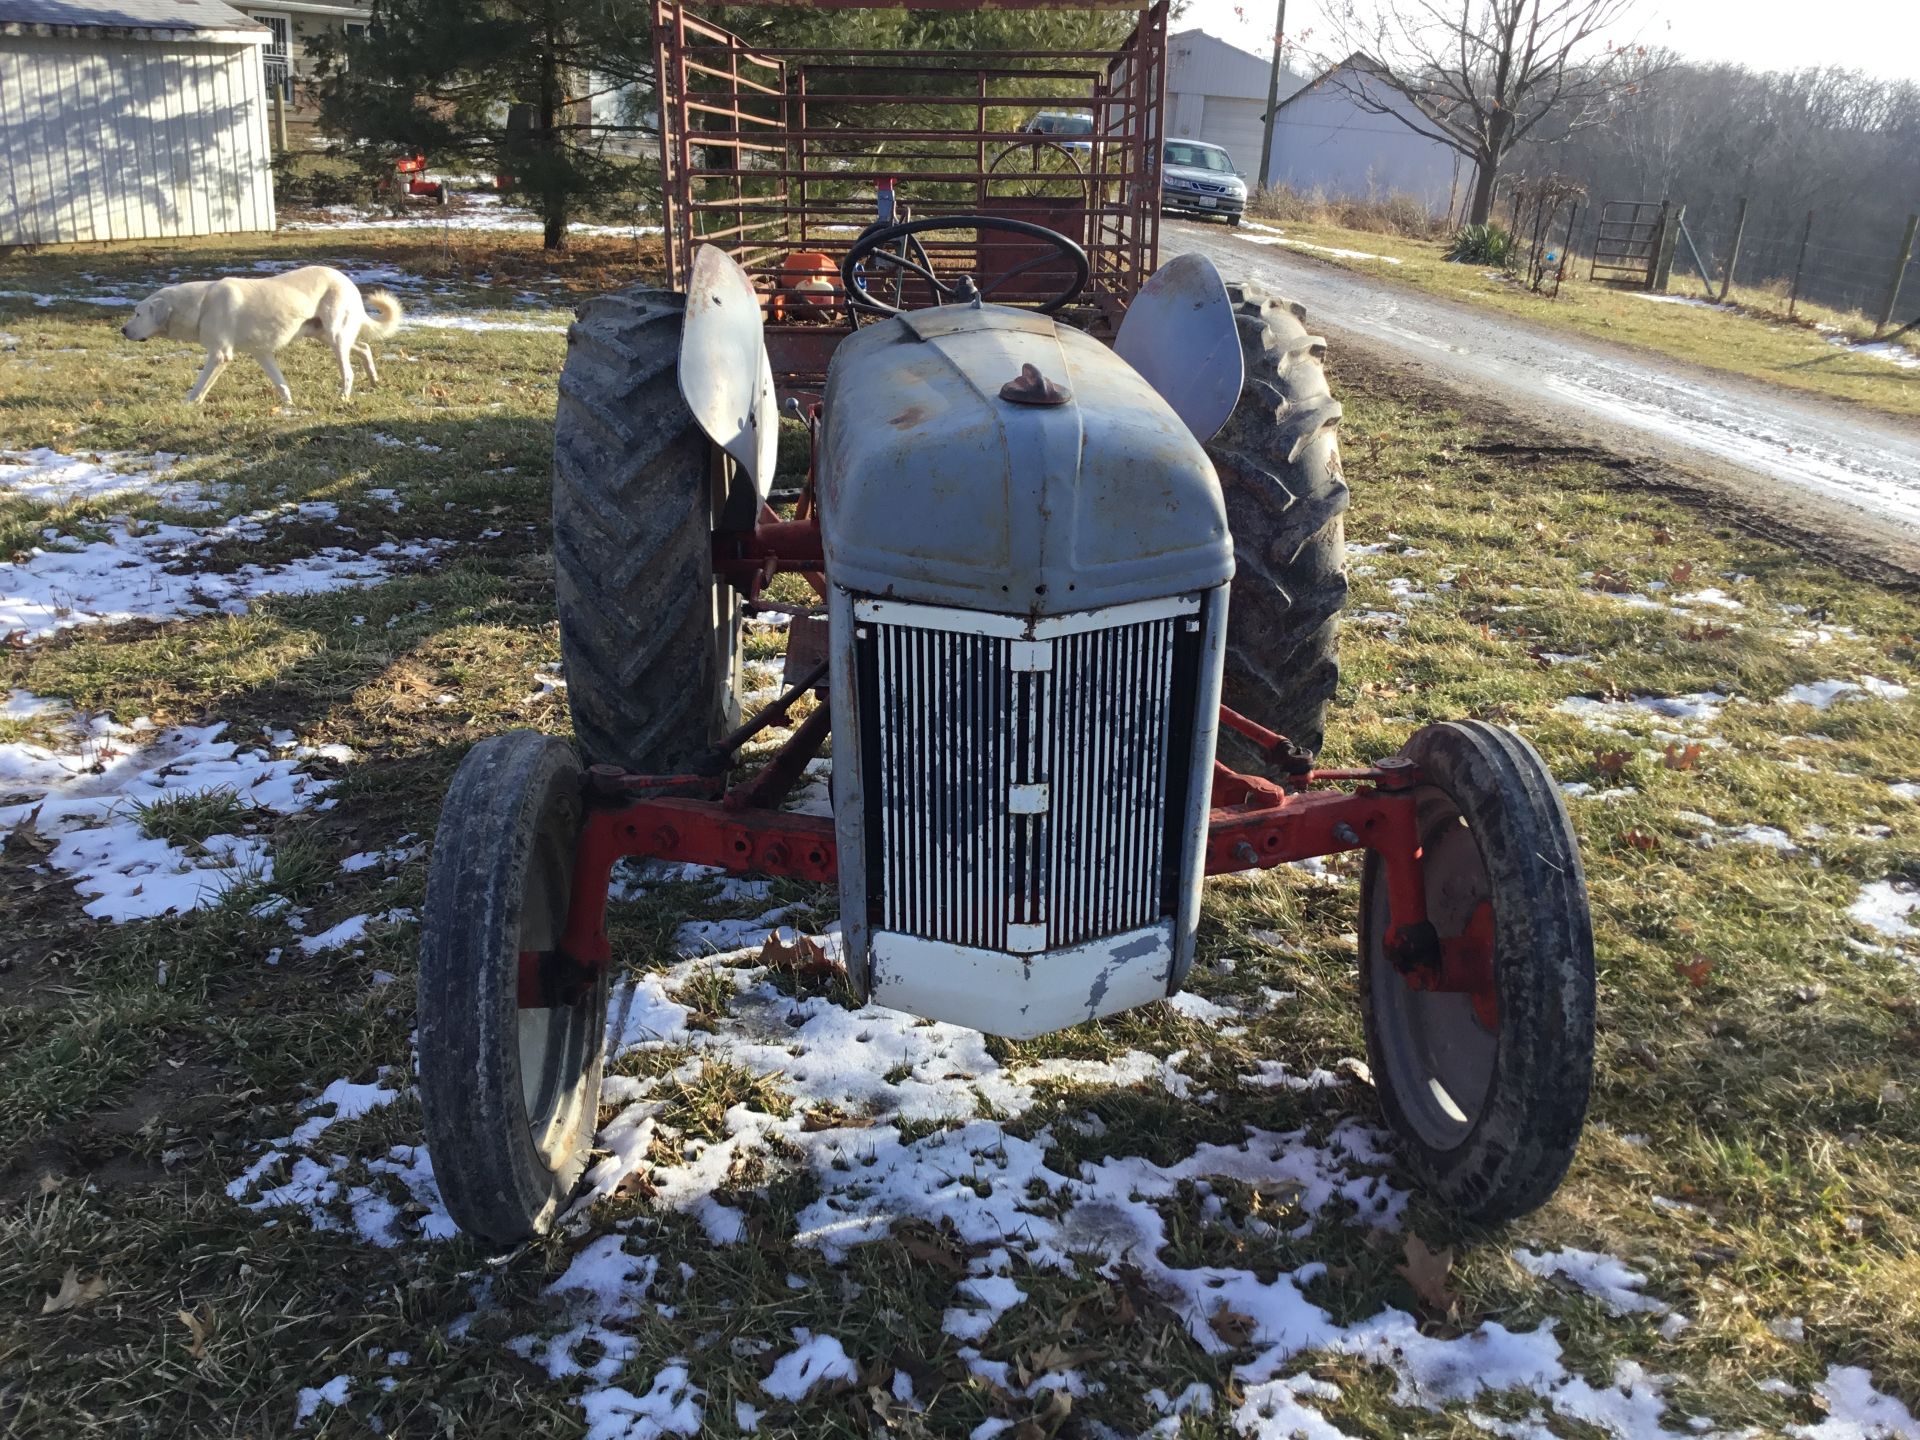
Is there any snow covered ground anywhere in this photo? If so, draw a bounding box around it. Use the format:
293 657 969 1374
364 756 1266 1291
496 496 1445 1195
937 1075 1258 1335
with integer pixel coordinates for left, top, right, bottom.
7 233 1920 1438
231 910 1920 1440
282 197 662 239
2 493 449 642
0 703 341 920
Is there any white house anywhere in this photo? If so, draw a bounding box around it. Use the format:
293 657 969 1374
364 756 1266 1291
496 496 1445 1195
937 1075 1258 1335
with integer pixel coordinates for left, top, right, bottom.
1264 52 1467 214
1164 28 1308 177
0 0 276 245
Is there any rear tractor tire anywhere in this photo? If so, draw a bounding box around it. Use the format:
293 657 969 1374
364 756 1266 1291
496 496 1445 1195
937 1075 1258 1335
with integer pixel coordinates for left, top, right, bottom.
552 286 746 775
1206 282 1348 768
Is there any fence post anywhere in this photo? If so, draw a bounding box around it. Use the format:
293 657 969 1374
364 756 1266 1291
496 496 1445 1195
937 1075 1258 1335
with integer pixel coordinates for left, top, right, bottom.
1651 202 1683 293
271 85 288 154
1677 219 1716 296
1876 212 1918 338
1718 196 1748 303
1788 208 1813 319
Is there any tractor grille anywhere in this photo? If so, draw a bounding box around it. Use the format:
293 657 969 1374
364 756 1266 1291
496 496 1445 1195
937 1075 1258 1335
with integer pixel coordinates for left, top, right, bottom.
855 595 1200 954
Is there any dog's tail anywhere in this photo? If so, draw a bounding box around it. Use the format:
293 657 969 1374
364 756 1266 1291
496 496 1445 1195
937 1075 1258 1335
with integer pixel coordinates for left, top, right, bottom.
363 289 404 337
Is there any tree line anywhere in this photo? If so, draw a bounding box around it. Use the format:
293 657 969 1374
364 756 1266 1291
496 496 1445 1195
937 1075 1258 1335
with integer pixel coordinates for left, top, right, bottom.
1539 57 1920 305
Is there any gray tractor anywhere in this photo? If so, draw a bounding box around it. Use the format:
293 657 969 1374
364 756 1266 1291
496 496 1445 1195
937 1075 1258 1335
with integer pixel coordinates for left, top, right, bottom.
415 0 1595 1245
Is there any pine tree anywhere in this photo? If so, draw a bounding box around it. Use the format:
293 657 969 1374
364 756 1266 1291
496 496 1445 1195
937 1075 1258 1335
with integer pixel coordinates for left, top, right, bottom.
313 0 655 250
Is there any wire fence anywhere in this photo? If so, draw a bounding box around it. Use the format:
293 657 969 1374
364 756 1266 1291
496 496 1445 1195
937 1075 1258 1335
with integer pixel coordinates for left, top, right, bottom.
1677 201 1919 323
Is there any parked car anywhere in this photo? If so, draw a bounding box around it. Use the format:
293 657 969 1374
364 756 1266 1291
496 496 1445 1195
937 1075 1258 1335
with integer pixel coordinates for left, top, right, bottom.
1161 138 1246 224
1020 110 1094 152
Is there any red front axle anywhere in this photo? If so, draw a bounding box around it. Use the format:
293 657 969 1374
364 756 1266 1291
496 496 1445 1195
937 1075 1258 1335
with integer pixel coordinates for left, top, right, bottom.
536 707 1492 1021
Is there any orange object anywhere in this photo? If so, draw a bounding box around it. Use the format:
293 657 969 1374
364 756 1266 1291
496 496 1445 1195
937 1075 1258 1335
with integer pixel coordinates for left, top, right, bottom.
778 251 838 318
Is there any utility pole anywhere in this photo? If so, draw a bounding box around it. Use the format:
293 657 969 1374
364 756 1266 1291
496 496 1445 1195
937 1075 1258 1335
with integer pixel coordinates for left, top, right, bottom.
1255 0 1287 193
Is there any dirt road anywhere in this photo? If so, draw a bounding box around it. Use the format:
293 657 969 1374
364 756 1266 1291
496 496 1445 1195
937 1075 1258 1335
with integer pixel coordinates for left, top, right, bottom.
1166 219 1920 578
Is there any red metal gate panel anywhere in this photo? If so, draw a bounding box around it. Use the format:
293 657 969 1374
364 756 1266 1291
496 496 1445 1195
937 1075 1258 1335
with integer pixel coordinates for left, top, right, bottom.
653 2 1167 383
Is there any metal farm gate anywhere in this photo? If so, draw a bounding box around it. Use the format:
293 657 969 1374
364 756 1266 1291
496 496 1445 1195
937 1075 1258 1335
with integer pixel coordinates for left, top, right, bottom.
1589 200 1665 287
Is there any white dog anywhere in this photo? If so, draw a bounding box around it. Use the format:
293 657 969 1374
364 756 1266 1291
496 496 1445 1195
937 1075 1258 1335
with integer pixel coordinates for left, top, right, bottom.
122 265 403 406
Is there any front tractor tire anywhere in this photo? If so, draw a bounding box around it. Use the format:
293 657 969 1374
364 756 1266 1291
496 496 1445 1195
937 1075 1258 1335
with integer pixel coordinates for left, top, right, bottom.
1207 282 1348 766
418 731 608 1244
553 287 745 775
1358 721 1596 1223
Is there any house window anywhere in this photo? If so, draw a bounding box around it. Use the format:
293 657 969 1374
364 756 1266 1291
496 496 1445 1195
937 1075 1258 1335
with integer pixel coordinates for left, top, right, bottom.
252 13 293 99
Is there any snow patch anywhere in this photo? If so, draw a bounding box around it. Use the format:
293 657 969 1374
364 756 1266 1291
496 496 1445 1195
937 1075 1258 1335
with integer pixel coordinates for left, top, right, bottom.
1 499 450 643
1513 1247 1668 1315
760 1330 858 1401
0 715 334 921
1776 678 1911 709
1849 880 1918 941
0 448 209 509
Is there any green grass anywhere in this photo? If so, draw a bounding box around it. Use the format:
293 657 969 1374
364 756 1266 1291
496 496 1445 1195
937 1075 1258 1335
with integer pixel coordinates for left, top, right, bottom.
1232 205 1920 421
2 228 1918 1438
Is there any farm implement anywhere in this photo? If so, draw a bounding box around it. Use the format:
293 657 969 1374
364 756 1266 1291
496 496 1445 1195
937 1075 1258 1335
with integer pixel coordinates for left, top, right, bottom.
417 0 1596 1244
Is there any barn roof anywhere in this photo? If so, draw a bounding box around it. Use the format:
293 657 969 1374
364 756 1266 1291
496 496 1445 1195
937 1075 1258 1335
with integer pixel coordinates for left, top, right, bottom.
0 0 266 36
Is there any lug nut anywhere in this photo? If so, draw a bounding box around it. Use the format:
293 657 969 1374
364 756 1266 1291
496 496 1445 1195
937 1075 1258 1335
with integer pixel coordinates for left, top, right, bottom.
1332 822 1360 846
1233 841 1259 867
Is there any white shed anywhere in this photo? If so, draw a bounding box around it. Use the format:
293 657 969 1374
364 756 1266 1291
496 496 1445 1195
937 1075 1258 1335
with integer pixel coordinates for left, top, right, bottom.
0 0 275 247
1164 28 1307 177
1264 53 1466 213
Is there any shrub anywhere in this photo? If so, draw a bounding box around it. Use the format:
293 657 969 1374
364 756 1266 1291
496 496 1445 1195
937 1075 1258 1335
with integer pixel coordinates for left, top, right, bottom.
272 152 378 209
1446 222 1515 266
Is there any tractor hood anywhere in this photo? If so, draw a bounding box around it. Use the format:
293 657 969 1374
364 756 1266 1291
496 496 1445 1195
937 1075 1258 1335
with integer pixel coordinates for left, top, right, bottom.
817 302 1233 616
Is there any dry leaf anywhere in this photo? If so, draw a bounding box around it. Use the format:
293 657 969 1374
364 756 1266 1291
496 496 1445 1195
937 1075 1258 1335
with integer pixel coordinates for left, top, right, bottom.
1685 622 1732 642
1669 561 1695 586
1594 749 1632 778
1590 568 1633 594
1673 955 1714 989
800 1106 873 1133
1398 1235 1458 1314
36 1172 63 1196
1652 526 1674 545
41 1266 107 1316
177 1302 216 1359
897 1228 965 1276
758 932 836 978
1620 828 1660 852
1208 1305 1258 1348
1663 742 1703 771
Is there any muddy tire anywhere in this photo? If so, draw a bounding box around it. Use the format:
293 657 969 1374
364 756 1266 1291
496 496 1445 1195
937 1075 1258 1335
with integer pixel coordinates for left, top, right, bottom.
1207 283 1348 766
418 731 607 1244
553 287 744 774
1357 721 1595 1224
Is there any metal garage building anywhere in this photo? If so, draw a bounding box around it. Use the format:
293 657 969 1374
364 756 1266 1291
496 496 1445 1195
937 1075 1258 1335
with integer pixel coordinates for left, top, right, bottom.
0 0 275 247
1165 29 1306 178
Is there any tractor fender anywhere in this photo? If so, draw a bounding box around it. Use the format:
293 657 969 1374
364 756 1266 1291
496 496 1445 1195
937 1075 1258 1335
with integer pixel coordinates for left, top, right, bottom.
679 244 778 495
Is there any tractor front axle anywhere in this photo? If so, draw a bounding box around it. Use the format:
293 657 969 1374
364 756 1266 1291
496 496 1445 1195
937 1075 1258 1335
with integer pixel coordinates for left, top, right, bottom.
543 705 1491 1021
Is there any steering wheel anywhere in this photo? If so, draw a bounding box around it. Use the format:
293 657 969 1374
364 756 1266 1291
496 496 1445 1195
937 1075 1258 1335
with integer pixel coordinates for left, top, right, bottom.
840 215 1090 317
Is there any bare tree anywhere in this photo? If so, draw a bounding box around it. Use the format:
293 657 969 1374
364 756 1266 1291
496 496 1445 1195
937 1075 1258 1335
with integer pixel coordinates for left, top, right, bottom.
1316 0 1643 224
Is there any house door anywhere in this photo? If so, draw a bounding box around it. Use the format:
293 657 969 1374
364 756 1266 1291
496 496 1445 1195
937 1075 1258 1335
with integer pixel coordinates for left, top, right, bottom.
255 14 292 100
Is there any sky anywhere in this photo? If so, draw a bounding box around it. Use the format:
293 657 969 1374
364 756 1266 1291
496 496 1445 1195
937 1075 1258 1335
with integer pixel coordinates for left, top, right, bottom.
1176 0 1920 86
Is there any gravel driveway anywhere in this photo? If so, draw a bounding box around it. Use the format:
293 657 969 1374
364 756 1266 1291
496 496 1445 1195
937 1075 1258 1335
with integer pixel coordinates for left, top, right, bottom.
1166 218 1920 577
